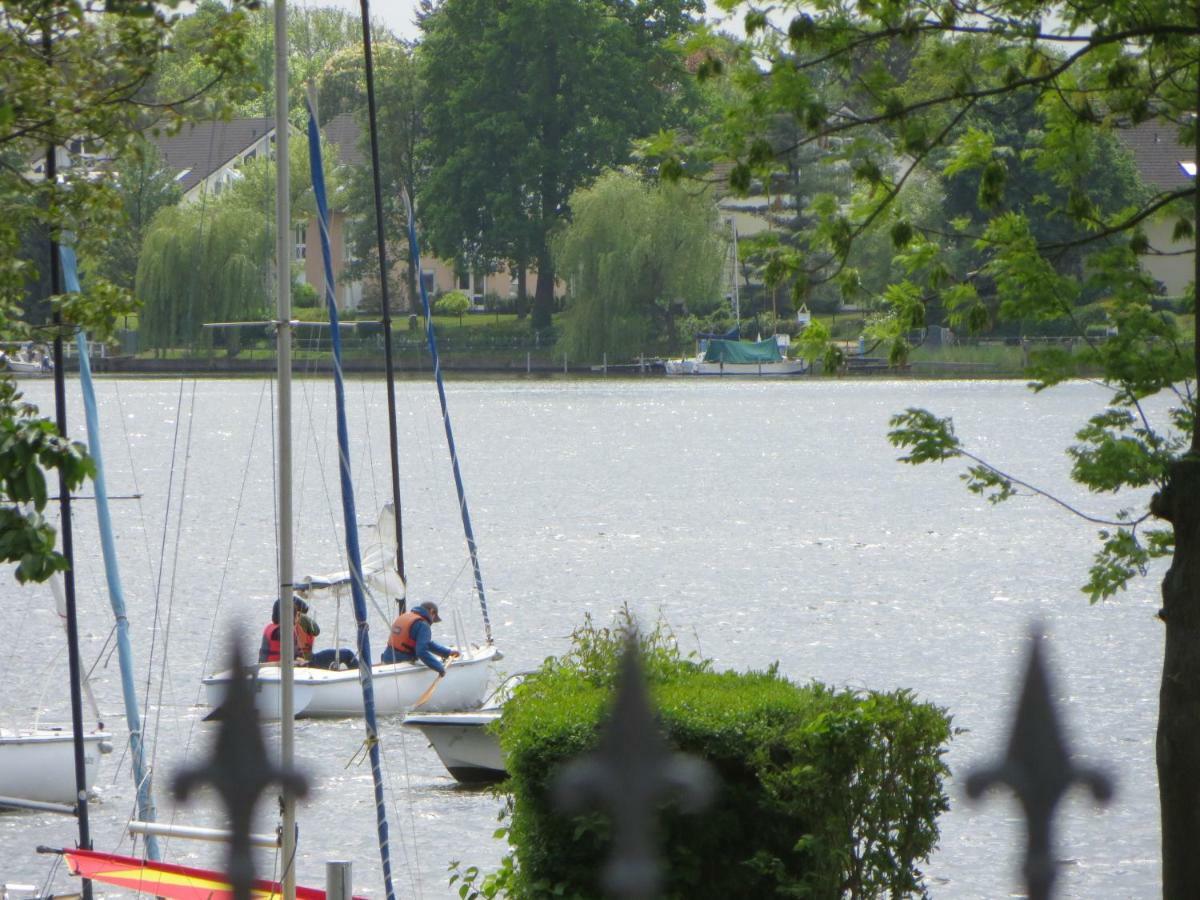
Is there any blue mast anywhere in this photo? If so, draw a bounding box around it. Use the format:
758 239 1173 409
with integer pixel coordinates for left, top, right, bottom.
59 245 161 860
304 101 396 900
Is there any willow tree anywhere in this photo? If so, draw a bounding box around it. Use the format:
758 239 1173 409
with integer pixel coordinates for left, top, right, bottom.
136 131 333 354
690 1 1199 894
136 203 271 353
553 170 726 361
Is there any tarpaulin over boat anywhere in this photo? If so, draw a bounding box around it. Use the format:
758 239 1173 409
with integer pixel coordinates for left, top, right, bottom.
61 848 363 900
702 338 783 364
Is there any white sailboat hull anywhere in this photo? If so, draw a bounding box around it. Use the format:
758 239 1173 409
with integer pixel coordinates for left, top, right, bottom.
402 709 504 783
663 357 808 376
203 643 498 719
0 729 111 805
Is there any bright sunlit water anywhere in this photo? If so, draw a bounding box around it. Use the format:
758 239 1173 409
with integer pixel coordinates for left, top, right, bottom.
0 376 1167 897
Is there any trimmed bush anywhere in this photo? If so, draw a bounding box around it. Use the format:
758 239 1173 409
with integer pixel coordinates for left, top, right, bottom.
472 613 952 899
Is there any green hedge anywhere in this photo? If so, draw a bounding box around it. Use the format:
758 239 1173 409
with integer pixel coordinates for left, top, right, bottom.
464 616 953 899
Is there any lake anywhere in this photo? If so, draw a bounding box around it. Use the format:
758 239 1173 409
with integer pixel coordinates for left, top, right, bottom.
0 376 1166 898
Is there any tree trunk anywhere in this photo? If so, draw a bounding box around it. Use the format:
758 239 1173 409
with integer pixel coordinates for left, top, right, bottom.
532 254 554 332
516 260 528 319
1153 458 1200 899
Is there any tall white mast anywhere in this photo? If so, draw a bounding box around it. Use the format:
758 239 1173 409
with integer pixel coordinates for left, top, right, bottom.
273 0 296 896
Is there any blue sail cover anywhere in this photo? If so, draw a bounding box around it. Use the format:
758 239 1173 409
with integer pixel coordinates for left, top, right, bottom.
306 101 396 900
702 338 783 364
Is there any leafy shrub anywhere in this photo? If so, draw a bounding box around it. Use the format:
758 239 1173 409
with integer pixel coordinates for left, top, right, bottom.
436 290 472 320
293 280 319 309
467 610 953 899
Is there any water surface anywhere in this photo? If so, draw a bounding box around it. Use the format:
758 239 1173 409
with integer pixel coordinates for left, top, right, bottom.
0 377 1166 898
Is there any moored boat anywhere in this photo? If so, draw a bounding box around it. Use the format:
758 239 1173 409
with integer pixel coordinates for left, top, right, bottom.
665 335 807 376
0 727 111 807
402 672 525 783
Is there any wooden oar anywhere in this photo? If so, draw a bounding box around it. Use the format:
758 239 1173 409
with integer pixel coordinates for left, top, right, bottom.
410 659 451 710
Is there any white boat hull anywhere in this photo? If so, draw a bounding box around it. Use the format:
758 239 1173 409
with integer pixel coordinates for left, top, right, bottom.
0 729 112 806
403 709 504 783
203 644 498 720
664 357 808 376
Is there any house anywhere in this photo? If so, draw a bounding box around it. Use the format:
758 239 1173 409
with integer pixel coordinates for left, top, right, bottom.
151 114 562 313
151 115 364 311
1114 120 1194 297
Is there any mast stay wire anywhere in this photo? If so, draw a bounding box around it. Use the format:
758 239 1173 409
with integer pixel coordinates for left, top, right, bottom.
146 379 199 855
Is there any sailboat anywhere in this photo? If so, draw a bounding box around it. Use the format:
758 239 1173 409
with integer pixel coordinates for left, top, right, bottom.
201 106 499 723
0 572 112 810
0 725 111 809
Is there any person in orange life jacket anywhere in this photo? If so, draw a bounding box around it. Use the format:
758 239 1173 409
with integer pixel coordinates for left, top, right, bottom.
259 596 358 669
380 602 459 674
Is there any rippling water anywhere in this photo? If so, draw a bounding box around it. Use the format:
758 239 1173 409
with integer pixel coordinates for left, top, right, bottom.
0 376 1167 898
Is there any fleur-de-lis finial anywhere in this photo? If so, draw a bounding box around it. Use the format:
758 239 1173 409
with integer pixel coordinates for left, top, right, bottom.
174 640 308 900
554 629 716 900
966 624 1113 900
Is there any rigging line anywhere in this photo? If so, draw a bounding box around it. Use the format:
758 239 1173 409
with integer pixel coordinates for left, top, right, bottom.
147 380 198 805
379 728 424 899
141 379 187 714
191 380 273 688
174 381 272 834
296 360 343 554
81 622 117 683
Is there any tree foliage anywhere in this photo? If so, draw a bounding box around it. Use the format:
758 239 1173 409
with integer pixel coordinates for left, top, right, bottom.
136 131 333 352
418 0 705 329
698 1 1198 893
327 42 425 314
553 170 726 360
1 0 252 582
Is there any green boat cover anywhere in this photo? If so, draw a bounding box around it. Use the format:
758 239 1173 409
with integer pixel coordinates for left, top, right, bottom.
702 338 783 364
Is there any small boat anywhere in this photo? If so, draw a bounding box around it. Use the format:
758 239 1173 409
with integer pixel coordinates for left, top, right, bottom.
201 505 500 719
0 343 53 376
402 673 525 783
203 647 497 719
0 727 112 807
664 335 807 376
1 573 114 812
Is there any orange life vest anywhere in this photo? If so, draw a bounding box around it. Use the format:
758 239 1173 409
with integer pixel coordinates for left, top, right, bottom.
262 623 281 663
388 610 423 654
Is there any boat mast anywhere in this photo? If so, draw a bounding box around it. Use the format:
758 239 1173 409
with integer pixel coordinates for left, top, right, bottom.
356 0 406 603
61 243 161 860
273 0 297 896
43 110 93 900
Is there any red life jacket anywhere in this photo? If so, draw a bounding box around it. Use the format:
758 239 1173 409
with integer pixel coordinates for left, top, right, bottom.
262 623 281 662
388 610 423 653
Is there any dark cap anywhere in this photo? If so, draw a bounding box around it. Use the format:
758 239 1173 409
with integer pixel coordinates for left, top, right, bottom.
421 602 441 623
271 595 308 624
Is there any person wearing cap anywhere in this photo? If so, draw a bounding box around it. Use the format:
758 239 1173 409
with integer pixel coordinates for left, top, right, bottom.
381 602 459 675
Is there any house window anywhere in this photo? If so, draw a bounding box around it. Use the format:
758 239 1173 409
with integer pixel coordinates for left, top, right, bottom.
457 272 470 291
421 271 435 296
294 225 307 261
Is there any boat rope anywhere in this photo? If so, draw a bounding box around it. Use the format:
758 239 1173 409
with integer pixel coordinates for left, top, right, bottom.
306 96 397 900
143 381 196 859
61 243 162 859
401 188 493 645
